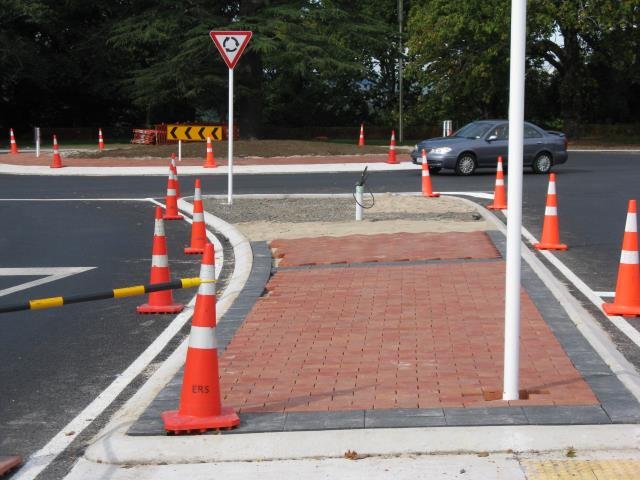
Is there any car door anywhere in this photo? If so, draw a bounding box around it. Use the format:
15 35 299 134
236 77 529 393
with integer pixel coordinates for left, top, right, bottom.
479 123 508 167
523 124 544 162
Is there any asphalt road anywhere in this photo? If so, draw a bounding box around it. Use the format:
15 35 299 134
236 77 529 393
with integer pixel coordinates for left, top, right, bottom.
0 199 199 471
0 149 639 477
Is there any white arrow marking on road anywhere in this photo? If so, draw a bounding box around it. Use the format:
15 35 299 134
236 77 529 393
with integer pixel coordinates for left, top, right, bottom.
0 267 96 297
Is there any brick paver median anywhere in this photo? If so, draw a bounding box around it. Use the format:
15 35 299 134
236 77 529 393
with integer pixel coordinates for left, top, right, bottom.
271 231 499 267
220 232 597 413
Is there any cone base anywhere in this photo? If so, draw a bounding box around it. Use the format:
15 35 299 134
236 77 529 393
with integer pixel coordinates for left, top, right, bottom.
163 214 184 220
184 246 205 254
203 163 217 168
534 242 568 251
602 302 640 317
422 192 440 198
487 204 507 210
50 164 63 169
0 456 22 476
386 159 399 165
162 406 240 433
137 303 184 314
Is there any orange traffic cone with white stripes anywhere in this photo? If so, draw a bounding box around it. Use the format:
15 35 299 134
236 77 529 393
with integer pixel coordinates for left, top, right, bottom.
421 149 440 198
603 200 640 316
50 135 63 168
487 156 507 210
170 153 180 199
534 173 567 250
162 242 240 433
185 179 207 254
98 128 105 151
386 130 398 164
137 207 184 314
163 168 183 220
9 128 19 154
358 123 365 147
203 136 217 168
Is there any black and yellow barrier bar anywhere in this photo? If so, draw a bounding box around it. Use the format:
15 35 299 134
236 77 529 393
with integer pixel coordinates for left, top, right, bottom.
0 277 209 314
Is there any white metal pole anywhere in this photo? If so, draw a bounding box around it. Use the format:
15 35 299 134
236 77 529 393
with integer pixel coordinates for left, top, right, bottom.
355 185 364 221
35 127 40 157
227 68 234 205
178 140 182 162
503 0 527 401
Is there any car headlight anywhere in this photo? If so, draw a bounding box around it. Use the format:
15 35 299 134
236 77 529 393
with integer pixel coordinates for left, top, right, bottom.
431 147 452 154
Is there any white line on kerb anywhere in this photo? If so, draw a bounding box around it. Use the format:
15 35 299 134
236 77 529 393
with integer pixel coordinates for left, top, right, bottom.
11 198 212 480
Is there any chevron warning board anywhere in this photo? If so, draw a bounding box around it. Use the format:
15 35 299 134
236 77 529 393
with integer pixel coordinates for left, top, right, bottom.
166 125 224 142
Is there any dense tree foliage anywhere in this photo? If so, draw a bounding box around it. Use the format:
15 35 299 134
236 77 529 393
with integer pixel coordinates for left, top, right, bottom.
1 0 638 137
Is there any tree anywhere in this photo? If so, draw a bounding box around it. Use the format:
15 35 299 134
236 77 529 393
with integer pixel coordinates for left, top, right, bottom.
406 0 512 126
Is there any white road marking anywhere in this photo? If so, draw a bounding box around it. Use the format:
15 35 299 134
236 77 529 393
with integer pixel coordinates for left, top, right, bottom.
594 291 616 298
0 267 95 297
0 198 152 201
10 198 216 480
519 225 640 349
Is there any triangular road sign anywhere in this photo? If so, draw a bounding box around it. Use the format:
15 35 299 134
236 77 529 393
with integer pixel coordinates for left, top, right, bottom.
209 31 252 69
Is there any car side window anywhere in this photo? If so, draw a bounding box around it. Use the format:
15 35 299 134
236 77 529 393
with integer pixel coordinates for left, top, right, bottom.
489 124 509 140
524 125 543 138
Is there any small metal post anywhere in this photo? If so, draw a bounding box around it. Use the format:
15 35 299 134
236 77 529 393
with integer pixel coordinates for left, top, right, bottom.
178 140 182 162
35 127 40 157
355 185 364 221
442 120 452 137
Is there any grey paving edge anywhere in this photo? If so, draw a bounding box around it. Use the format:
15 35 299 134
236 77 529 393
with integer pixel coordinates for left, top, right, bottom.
128 231 640 437
486 230 640 424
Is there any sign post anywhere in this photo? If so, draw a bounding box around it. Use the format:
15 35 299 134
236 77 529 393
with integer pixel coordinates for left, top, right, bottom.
209 30 252 205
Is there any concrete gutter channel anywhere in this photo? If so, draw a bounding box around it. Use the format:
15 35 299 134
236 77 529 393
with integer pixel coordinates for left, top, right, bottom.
68 193 640 470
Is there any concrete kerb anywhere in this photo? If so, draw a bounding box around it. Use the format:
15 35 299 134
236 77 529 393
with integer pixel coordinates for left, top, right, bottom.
0 162 417 176
79 201 253 466
77 193 640 468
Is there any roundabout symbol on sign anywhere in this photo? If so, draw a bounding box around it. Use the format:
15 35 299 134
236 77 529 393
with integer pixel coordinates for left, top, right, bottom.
222 36 239 53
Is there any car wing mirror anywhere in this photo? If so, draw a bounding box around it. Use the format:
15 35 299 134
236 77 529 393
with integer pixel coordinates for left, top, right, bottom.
486 135 498 142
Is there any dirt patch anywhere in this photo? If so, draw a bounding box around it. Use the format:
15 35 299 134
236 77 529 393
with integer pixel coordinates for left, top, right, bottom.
67 139 391 159
202 194 488 241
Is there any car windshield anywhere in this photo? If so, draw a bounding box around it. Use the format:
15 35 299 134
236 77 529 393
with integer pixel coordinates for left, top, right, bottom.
453 122 493 139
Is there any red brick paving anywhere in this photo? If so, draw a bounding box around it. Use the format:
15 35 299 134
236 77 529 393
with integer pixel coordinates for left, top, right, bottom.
219 260 598 413
270 232 500 267
1 152 392 167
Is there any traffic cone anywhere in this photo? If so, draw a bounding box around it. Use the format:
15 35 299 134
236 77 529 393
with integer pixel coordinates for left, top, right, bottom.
170 153 180 199
137 207 184 314
162 242 240 433
98 128 105 151
534 173 567 250
358 123 365 147
487 156 507 210
421 149 440 198
163 169 183 220
50 135 63 168
203 136 217 168
9 128 19 154
603 200 640 316
185 179 207 254
386 130 398 164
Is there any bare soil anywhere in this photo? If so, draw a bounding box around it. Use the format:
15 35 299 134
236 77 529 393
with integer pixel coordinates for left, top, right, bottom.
202 194 488 241
68 140 392 159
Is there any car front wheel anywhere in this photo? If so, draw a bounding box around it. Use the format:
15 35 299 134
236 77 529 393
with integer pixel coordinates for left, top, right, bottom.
455 153 476 176
532 152 552 174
